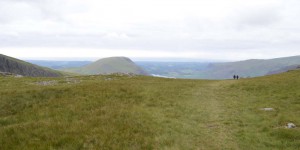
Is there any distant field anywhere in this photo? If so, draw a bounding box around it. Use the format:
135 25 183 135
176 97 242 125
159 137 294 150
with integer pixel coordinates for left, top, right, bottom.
136 61 210 78
0 71 299 149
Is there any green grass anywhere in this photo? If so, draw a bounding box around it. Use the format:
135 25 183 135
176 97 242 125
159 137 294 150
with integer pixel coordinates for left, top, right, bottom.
0 71 299 149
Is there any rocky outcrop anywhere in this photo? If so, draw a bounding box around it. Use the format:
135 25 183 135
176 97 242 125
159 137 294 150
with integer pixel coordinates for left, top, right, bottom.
0 54 63 77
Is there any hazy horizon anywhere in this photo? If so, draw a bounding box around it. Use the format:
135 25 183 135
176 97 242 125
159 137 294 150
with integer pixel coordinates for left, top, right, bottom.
17 54 300 62
21 56 234 62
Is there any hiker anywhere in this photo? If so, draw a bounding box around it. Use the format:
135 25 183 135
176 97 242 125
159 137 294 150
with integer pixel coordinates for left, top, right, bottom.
236 75 239 80
233 75 236 80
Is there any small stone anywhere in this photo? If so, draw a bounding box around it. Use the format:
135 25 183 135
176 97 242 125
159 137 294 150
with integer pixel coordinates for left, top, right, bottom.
260 108 274 111
35 80 58 86
65 78 80 84
286 123 296 129
14 75 23 78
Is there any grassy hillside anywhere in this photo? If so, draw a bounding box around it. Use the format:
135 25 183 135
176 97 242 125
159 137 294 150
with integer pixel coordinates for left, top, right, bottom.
266 65 300 75
198 55 300 79
0 71 299 149
0 54 64 77
63 57 148 75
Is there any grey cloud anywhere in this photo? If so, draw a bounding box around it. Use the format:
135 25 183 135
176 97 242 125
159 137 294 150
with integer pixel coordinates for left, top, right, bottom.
0 0 300 60
0 1 39 23
0 32 281 52
0 0 66 24
235 7 282 28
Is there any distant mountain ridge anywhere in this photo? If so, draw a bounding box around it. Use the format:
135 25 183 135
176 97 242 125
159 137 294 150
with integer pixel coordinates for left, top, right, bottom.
199 55 300 79
27 60 92 69
3 54 299 79
0 54 64 77
62 57 149 75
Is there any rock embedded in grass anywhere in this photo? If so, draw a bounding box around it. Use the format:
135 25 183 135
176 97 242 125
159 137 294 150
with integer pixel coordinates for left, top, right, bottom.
35 80 58 86
65 78 81 84
105 78 113 81
14 75 23 78
260 108 274 111
286 123 296 129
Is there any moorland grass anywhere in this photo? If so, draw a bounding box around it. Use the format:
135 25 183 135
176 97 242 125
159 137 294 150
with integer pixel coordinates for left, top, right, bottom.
0 71 299 149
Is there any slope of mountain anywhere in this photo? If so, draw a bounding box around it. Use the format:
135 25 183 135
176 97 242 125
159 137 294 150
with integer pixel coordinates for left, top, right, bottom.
198 55 300 79
266 65 300 75
0 54 64 77
62 57 149 75
27 60 92 69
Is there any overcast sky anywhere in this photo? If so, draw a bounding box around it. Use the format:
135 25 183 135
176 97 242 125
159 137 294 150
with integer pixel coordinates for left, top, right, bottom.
0 0 300 61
